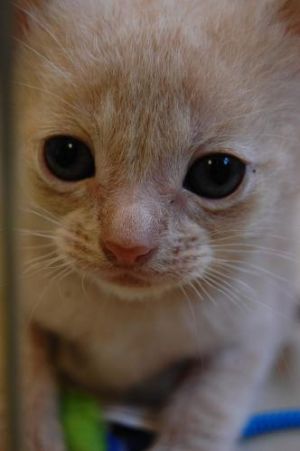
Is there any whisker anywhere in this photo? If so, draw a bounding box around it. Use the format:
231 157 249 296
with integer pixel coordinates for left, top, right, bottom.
80 273 89 301
211 244 296 263
210 230 296 244
23 255 68 279
203 274 254 310
21 206 61 227
192 278 218 308
26 266 73 324
214 259 296 303
208 266 258 301
179 284 201 348
23 249 58 268
214 258 290 284
21 242 55 251
206 270 291 320
17 228 56 240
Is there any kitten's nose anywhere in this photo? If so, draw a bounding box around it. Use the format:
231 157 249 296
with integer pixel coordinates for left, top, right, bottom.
102 240 154 265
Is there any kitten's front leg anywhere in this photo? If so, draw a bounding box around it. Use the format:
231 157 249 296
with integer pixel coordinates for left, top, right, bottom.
0 324 65 451
151 336 277 451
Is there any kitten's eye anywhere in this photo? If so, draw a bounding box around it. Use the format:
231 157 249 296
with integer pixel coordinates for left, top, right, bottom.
44 136 95 181
183 153 246 199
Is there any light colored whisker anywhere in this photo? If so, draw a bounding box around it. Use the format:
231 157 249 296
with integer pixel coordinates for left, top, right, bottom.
21 206 61 227
211 245 296 263
207 271 291 320
21 242 55 251
29 203 60 222
210 230 294 243
204 272 255 314
26 266 74 324
23 257 68 278
214 258 289 284
23 249 58 268
193 278 218 308
197 274 244 312
80 273 89 301
208 266 258 301
17 228 56 240
179 284 201 347
214 259 295 302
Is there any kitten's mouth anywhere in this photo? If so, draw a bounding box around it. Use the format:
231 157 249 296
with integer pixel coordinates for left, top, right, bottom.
101 270 153 288
93 267 185 300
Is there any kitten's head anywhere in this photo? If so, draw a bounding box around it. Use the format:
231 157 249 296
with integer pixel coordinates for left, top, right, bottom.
17 0 300 300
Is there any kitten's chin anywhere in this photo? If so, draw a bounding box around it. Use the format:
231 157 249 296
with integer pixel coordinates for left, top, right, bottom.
85 264 210 301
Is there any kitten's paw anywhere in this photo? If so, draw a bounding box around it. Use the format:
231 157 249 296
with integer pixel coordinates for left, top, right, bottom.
149 446 229 451
149 438 231 451
149 446 199 451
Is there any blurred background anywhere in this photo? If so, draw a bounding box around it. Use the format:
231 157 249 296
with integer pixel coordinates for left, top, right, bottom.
1 1 22 450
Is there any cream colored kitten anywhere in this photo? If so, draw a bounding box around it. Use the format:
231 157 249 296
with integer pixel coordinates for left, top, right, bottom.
5 0 300 450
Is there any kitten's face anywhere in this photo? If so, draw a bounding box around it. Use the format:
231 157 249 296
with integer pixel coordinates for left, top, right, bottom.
18 0 300 300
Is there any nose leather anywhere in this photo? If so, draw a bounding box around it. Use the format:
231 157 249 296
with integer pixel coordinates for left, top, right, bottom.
103 241 154 265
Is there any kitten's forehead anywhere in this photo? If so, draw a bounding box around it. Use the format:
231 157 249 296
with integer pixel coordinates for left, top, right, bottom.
21 0 299 104
20 0 300 178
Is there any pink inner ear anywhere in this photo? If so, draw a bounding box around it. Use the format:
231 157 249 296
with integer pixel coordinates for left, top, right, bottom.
279 0 300 35
14 0 42 36
15 10 29 35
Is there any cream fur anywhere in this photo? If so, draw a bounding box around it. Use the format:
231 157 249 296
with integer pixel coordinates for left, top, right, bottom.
2 1 300 450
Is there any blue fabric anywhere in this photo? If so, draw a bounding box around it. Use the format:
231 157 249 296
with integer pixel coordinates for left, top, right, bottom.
242 410 300 439
107 410 300 451
108 433 125 451
108 425 154 451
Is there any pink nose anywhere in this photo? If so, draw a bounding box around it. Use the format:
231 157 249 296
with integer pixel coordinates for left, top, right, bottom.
102 241 154 265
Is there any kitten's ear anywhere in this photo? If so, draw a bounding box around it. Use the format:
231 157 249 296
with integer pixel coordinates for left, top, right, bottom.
14 0 44 36
278 0 300 35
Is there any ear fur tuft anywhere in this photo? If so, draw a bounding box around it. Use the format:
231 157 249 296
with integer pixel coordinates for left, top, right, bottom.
278 0 300 35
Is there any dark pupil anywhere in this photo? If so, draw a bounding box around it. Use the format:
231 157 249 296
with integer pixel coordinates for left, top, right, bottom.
54 141 78 168
207 156 232 185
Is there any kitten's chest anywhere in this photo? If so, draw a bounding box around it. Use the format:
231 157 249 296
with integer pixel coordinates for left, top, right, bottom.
25 275 220 391
57 304 212 393
55 315 201 396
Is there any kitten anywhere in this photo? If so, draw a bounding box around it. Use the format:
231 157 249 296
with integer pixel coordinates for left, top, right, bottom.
4 0 300 450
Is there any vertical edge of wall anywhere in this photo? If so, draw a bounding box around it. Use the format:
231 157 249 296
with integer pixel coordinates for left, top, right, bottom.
0 1 22 450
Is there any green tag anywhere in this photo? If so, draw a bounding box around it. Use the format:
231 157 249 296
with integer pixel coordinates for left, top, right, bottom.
61 387 106 451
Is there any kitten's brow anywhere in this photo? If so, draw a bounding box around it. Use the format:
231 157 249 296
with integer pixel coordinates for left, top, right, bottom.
14 81 89 118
